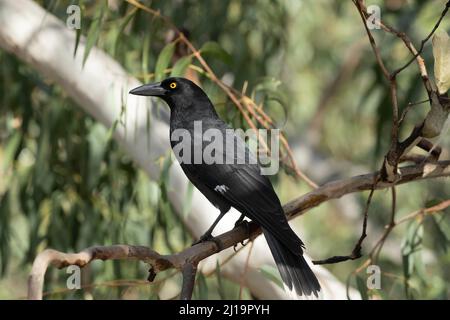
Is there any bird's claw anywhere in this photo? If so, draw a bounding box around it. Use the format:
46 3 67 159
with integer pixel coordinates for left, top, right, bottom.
192 234 223 250
233 240 248 252
192 233 213 246
234 218 249 230
233 219 250 251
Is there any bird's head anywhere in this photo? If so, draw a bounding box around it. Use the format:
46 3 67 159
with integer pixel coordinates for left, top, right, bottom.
129 77 209 111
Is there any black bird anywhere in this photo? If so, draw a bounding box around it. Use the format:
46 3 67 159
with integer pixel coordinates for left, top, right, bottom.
130 77 321 297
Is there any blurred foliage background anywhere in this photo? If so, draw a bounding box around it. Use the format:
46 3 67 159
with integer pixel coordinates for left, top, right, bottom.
0 0 449 299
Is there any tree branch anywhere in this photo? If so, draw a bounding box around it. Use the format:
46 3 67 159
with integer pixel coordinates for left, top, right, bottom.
27 160 450 299
354 0 450 183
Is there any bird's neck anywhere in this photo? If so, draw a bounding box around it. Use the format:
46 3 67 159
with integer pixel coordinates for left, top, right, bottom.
170 101 220 130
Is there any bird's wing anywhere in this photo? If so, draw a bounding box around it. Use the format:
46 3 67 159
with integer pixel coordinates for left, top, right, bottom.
209 163 304 255
184 128 304 255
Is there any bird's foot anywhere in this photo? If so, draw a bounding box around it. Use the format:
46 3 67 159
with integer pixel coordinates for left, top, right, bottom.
233 215 245 229
192 233 212 246
233 220 250 252
192 233 223 250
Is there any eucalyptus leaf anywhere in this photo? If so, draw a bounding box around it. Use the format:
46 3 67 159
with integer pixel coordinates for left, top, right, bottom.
0 193 11 276
112 8 137 58
2 131 21 171
356 276 368 300
258 265 283 289
83 2 106 66
200 41 232 65
155 43 175 81
423 214 448 254
432 30 450 95
171 56 192 77
215 261 226 300
86 123 108 190
182 182 194 217
196 272 209 299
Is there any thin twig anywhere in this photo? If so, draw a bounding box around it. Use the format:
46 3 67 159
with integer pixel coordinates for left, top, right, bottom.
313 176 378 265
399 99 430 124
354 0 450 183
27 161 450 299
353 198 450 277
353 0 390 80
370 186 397 263
391 0 450 77
239 241 254 300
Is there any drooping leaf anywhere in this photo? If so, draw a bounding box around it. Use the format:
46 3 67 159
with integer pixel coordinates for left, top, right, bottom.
423 214 448 254
401 220 424 298
422 94 449 138
171 56 192 77
1 131 21 171
0 192 11 276
86 123 108 190
73 28 82 58
159 153 173 191
200 41 232 65
215 260 226 300
258 265 283 289
142 32 152 83
196 272 209 299
155 43 175 81
182 182 194 217
83 2 106 66
432 30 450 95
112 8 137 58
356 275 369 300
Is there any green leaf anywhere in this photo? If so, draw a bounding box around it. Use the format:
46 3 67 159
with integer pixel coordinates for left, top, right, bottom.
34 118 53 193
254 77 288 107
71 0 85 56
215 261 225 300
83 2 106 66
2 131 21 171
432 30 450 94
422 95 449 138
170 56 192 77
200 41 232 65
147 180 160 207
258 265 283 289
142 32 151 83
401 220 424 298
155 43 175 81
112 8 137 58
73 28 82 57
423 214 448 254
182 182 194 217
0 192 11 276
86 123 108 190
159 153 173 190
253 77 282 92
196 272 209 299
106 119 119 142
356 276 369 300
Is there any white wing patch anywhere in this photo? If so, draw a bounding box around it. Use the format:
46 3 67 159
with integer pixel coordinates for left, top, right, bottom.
214 184 229 194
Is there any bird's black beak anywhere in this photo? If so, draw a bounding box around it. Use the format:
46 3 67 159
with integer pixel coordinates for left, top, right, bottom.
129 82 167 96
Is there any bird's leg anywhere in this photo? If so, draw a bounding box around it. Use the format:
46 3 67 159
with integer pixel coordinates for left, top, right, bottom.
234 214 245 228
192 210 226 248
233 214 250 252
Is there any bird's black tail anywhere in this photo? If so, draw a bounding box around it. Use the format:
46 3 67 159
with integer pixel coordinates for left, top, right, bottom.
263 228 321 298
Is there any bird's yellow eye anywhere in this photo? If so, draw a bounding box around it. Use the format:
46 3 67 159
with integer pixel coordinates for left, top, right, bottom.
169 82 177 89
